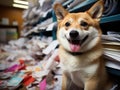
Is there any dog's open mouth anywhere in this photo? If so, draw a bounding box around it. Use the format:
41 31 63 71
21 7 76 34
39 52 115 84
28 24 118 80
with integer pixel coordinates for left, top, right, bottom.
67 35 89 52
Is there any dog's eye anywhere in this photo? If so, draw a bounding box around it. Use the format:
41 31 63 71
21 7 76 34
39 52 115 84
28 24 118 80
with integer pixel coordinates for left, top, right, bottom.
80 21 88 27
65 22 70 27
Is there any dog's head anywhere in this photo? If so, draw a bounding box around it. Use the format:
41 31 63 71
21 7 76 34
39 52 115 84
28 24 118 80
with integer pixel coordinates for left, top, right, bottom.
54 1 103 53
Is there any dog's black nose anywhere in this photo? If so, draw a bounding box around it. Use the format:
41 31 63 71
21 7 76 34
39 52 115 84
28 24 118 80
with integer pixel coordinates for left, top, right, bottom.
70 30 79 38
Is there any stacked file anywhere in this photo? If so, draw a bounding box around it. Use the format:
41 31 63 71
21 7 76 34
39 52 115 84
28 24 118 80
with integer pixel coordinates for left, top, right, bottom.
102 31 120 75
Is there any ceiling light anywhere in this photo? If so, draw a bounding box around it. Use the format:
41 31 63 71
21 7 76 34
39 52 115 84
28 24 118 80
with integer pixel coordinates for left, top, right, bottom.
13 3 28 9
13 0 29 5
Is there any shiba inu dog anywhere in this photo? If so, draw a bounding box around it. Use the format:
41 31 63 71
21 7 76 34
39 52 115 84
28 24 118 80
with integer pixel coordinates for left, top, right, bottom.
54 1 113 90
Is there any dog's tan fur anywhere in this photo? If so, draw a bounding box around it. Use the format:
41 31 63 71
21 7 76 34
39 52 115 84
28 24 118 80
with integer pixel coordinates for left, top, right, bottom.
54 1 113 90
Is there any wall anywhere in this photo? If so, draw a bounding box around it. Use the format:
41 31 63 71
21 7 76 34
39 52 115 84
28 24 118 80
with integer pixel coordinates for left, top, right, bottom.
0 6 24 35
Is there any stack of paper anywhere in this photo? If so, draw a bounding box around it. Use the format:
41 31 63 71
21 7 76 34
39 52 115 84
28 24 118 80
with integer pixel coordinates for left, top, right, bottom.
102 31 120 72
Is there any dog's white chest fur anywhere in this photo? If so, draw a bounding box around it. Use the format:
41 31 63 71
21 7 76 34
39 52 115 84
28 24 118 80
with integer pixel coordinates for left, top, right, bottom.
59 48 101 87
70 64 98 87
61 58 98 87
60 49 100 72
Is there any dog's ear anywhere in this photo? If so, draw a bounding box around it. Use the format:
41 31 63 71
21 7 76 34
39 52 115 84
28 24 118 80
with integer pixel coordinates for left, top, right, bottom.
53 3 68 21
87 0 104 21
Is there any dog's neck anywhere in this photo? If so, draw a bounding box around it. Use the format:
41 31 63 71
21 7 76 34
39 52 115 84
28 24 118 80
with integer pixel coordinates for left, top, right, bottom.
67 51 83 56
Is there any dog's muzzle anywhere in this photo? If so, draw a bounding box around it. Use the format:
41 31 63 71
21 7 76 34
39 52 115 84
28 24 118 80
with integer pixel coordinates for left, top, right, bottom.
66 30 89 52
69 30 88 45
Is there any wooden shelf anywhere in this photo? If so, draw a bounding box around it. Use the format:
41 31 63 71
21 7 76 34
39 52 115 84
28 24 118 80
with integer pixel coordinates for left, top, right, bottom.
0 25 19 37
0 25 18 28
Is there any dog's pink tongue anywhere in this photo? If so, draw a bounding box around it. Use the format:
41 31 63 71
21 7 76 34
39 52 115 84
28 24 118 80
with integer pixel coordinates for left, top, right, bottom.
70 44 80 52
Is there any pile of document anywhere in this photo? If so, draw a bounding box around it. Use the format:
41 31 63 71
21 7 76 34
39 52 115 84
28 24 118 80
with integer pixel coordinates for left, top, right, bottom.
102 31 120 71
21 0 88 37
0 37 62 90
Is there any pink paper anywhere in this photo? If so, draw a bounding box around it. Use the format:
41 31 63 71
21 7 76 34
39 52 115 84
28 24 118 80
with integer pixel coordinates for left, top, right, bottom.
5 64 19 72
39 78 47 90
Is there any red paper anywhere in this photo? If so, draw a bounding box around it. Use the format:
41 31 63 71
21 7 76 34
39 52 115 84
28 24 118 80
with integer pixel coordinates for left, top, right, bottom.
23 75 35 86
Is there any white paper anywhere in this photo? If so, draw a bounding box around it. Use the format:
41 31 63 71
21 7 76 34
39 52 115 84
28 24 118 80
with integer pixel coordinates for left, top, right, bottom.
46 22 56 31
106 61 120 70
42 40 59 55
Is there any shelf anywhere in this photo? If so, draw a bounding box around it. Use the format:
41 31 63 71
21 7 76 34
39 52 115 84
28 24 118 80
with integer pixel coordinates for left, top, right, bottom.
100 14 120 23
0 25 19 42
62 0 73 6
36 10 53 26
0 25 18 28
0 25 19 36
69 0 97 12
106 67 120 76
